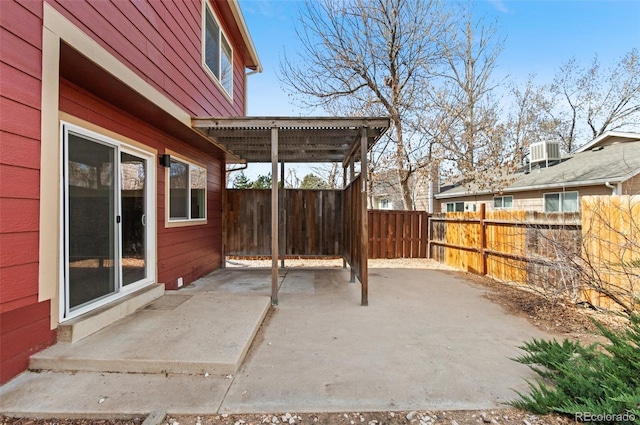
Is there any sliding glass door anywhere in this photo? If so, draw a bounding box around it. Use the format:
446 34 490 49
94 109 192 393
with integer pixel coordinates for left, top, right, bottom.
65 133 117 309
63 124 154 319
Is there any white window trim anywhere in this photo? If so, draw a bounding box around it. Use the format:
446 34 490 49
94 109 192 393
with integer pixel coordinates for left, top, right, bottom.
202 0 234 101
60 120 157 322
446 201 465 212
543 191 579 213
493 195 514 209
165 150 208 228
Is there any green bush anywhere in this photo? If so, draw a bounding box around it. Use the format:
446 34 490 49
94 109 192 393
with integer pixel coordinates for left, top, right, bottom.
510 314 640 424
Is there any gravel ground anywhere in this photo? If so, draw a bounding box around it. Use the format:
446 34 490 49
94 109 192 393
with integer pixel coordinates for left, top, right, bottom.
1 409 575 425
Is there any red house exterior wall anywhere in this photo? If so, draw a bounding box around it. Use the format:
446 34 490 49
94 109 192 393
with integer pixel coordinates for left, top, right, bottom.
48 0 247 116
0 0 55 384
58 79 224 289
0 0 255 384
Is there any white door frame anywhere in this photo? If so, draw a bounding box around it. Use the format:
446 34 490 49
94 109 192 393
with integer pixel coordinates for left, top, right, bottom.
60 122 156 321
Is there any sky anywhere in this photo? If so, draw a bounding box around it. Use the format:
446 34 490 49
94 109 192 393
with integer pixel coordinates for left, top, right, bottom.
234 0 640 181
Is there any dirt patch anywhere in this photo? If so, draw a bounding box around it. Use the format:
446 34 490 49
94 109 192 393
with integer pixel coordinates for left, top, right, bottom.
457 271 630 345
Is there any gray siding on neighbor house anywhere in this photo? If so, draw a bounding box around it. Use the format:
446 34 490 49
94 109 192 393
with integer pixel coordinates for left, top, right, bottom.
436 185 618 213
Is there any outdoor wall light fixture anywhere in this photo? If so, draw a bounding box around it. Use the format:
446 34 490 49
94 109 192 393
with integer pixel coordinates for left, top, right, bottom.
159 154 171 168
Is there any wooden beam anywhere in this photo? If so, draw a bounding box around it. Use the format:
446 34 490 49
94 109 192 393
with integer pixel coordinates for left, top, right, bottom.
341 128 384 168
271 127 279 306
240 154 347 163
192 116 391 130
360 127 369 306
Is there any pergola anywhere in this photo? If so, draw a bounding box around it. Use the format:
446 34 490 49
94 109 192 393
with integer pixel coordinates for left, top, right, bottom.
192 117 390 305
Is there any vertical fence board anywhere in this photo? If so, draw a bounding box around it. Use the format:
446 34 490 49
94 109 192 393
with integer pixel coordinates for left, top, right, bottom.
365 210 429 259
429 198 638 311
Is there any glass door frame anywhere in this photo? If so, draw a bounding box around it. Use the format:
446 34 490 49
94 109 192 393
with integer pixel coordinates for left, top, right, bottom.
60 122 156 321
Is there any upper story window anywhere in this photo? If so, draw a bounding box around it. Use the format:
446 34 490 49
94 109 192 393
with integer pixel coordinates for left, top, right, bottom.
544 191 578 212
167 155 207 225
494 195 513 209
204 2 233 98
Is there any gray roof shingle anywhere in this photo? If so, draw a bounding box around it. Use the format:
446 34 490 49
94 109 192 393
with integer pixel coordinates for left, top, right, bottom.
437 140 640 198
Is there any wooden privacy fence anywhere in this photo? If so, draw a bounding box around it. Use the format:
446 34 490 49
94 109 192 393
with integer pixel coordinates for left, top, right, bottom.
226 189 430 260
225 189 343 257
580 195 640 311
368 210 428 258
343 176 365 283
430 207 581 285
430 196 640 311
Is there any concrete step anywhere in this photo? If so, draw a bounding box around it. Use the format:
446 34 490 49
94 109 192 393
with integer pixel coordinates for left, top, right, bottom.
0 370 231 419
57 283 165 343
30 292 271 376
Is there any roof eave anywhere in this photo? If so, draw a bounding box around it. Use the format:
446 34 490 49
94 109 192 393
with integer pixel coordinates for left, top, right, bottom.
434 178 631 199
574 131 640 153
229 0 263 72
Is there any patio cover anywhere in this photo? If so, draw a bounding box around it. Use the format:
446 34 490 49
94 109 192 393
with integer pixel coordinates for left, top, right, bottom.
191 117 391 305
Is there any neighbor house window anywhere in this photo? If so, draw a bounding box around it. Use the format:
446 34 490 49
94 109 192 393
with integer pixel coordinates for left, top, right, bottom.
544 191 578 212
494 195 513 209
380 199 389 209
446 202 465 212
204 2 233 97
168 157 207 222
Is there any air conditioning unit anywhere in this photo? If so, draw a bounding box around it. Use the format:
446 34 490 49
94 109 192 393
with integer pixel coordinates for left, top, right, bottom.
529 141 561 164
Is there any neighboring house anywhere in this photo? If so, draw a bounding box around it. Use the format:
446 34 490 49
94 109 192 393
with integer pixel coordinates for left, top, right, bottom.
435 132 640 213
370 194 394 210
0 0 261 384
369 168 430 211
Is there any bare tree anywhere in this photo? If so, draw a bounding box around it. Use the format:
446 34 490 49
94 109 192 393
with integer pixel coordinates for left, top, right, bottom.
280 0 452 210
582 49 640 139
310 163 342 189
504 77 563 165
426 9 507 189
532 49 640 153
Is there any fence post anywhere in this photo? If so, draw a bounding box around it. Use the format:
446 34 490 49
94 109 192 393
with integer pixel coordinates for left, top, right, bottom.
479 203 487 275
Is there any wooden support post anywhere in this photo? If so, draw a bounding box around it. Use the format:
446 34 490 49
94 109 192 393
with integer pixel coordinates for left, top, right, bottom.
343 163 347 269
221 165 227 269
479 203 487 275
360 127 369 306
350 157 355 181
271 127 279 306
349 158 356 282
280 161 286 269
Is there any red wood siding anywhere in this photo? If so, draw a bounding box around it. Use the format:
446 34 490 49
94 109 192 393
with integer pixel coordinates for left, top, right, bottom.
0 0 43 319
60 79 224 290
0 0 241 384
0 301 57 384
47 0 248 117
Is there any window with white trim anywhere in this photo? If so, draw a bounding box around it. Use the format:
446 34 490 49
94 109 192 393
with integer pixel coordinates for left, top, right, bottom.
446 202 465 212
168 157 207 222
204 2 233 97
544 191 578 212
494 195 513 209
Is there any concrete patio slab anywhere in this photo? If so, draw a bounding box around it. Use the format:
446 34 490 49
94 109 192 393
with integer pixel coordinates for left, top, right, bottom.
219 267 549 413
1 266 552 419
29 292 271 375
